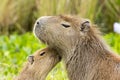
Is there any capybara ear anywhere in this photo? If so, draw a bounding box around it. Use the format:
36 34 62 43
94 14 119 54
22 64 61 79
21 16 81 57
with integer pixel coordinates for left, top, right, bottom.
28 55 34 64
80 20 90 32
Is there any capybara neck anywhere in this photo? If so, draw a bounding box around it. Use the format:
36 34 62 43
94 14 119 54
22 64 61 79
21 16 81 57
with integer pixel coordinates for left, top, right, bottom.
16 62 48 80
57 31 120 80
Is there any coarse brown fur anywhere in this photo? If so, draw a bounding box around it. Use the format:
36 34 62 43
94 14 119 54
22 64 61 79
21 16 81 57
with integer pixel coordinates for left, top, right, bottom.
15 48 60 80
34 15 120 80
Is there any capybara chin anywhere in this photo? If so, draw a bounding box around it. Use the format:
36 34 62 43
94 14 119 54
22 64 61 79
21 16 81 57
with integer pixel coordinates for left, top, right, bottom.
34 15 120 80
15 48 61 80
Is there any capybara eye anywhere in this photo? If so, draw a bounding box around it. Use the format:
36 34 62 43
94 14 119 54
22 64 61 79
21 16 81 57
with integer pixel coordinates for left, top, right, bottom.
40 52 46 56
61 23 70 28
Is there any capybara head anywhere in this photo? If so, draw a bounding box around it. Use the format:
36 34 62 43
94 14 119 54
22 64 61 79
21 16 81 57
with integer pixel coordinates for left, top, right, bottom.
15 48 61 80
33 15 94 51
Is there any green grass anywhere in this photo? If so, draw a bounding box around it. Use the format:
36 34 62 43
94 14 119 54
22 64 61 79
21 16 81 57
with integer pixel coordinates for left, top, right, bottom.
104 33 120 54
0 33 120 80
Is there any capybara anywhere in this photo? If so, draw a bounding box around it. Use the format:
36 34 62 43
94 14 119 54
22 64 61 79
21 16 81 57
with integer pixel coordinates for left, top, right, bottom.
15 48 61 80
33 15 120 80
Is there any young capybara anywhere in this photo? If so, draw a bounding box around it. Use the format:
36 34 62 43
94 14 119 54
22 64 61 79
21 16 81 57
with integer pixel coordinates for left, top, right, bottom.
33 15 120 80
15 48 61 80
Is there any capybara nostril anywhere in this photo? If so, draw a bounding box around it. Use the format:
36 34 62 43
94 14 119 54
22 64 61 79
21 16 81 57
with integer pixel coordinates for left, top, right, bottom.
37 21 39 25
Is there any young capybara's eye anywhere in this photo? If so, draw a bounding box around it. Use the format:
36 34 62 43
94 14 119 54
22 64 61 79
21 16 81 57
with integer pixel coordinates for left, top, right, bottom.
40 52 46 56
61 23 70 28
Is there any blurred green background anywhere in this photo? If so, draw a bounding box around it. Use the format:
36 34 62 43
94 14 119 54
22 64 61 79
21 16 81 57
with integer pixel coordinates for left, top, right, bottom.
0 0 120 80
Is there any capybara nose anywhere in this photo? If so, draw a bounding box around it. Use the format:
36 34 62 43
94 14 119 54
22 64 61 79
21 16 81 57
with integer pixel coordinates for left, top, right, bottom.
36 21 39 25
36 21 41 27
35 16 52 26
28 55 34 64
36 16 52 24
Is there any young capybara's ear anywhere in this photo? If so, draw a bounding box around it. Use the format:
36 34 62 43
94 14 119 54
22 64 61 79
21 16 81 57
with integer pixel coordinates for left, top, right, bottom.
80 20 91 32
28 55 34 64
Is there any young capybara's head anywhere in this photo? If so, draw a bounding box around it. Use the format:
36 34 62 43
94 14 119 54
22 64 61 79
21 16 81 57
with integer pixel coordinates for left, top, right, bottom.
33 15 93 50
15 48 61 80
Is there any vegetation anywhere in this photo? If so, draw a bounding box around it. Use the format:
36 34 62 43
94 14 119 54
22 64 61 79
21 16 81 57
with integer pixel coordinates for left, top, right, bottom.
0 33 120 80
0 0 120 34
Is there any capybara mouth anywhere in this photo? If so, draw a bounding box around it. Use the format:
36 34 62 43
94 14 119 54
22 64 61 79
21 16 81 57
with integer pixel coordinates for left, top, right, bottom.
58 56 62 61
33 25 47 44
